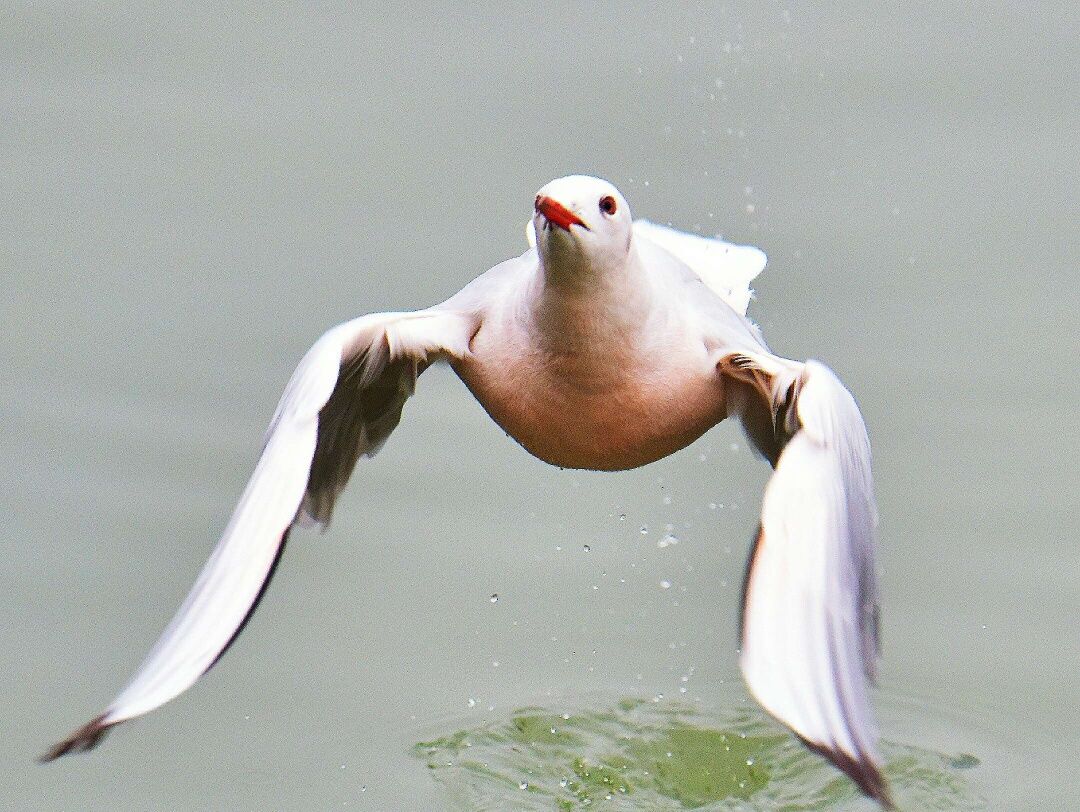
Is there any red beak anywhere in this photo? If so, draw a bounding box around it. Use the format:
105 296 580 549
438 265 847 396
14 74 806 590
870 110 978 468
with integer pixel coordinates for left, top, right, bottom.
535 195 589 232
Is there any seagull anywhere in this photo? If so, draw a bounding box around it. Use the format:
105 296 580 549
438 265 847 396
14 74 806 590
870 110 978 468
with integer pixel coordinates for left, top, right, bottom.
44 175 891 807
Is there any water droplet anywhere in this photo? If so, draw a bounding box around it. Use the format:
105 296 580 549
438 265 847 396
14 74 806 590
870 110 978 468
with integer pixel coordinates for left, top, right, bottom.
467 697 476 707
657 533 679 548
559 778 568 788
746 758 754 766
660 580 672 589
519 781 529 790
708 502 718 510
583 544 591 552
640 525 648 535
489 594 498 603
617 513 626 521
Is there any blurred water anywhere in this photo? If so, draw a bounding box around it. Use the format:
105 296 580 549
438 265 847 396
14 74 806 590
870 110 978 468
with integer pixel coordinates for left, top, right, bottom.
2 2 1076 810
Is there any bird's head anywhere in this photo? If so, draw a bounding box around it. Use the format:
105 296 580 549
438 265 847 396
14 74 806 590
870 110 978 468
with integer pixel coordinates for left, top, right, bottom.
532 175 633 280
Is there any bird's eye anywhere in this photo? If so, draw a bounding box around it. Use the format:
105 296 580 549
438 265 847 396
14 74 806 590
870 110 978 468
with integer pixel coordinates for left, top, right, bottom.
599 195 617 216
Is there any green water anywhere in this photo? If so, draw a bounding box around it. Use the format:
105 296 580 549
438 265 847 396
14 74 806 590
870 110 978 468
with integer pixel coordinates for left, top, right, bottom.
414 699 981 810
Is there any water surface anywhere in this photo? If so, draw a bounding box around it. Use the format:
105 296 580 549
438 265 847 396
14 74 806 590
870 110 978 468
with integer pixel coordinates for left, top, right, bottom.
2 2 1076 809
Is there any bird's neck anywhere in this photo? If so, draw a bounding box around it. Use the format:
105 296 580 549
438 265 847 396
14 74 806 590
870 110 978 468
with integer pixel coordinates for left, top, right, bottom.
529 245 653 354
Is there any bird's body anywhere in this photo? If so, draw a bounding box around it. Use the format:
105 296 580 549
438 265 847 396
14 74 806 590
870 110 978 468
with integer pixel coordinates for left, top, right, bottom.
452 248 732 470
45 175 893 808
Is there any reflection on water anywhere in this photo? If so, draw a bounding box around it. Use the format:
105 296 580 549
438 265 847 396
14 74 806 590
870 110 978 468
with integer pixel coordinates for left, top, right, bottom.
415 698 982 810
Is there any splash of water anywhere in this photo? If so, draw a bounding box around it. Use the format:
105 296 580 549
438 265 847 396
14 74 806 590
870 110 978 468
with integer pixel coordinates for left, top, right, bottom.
413 698 982 810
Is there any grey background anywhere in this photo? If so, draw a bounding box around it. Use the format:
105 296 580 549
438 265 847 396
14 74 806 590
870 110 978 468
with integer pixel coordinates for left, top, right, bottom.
3 2 1076 809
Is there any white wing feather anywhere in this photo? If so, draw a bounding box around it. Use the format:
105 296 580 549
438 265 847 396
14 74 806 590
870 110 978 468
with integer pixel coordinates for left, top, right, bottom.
44 309 471 758
99 331 344 725
632 220 766 315
739 360 890 806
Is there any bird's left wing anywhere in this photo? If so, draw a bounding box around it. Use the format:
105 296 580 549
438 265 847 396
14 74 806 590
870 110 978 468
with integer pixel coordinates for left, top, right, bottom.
723 355 891 807
43 308 474 759
632 220 766 316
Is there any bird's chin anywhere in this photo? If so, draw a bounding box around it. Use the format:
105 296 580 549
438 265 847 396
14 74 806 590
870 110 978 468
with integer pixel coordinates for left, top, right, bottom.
536 227 576 266
536 219 582 251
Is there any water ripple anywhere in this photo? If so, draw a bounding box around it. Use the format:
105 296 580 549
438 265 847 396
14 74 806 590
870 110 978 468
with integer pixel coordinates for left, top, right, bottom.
414 698 982 810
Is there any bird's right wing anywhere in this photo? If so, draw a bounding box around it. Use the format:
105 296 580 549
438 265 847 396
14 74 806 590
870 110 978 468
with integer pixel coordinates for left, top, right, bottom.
632 220 766 316
727 356 891 807
43 308 475 760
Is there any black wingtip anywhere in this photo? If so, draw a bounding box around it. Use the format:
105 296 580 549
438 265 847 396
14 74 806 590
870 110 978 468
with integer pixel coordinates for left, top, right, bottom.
737 524 765 649
798 735 894 809
40 714 115 763
206 527 291 673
